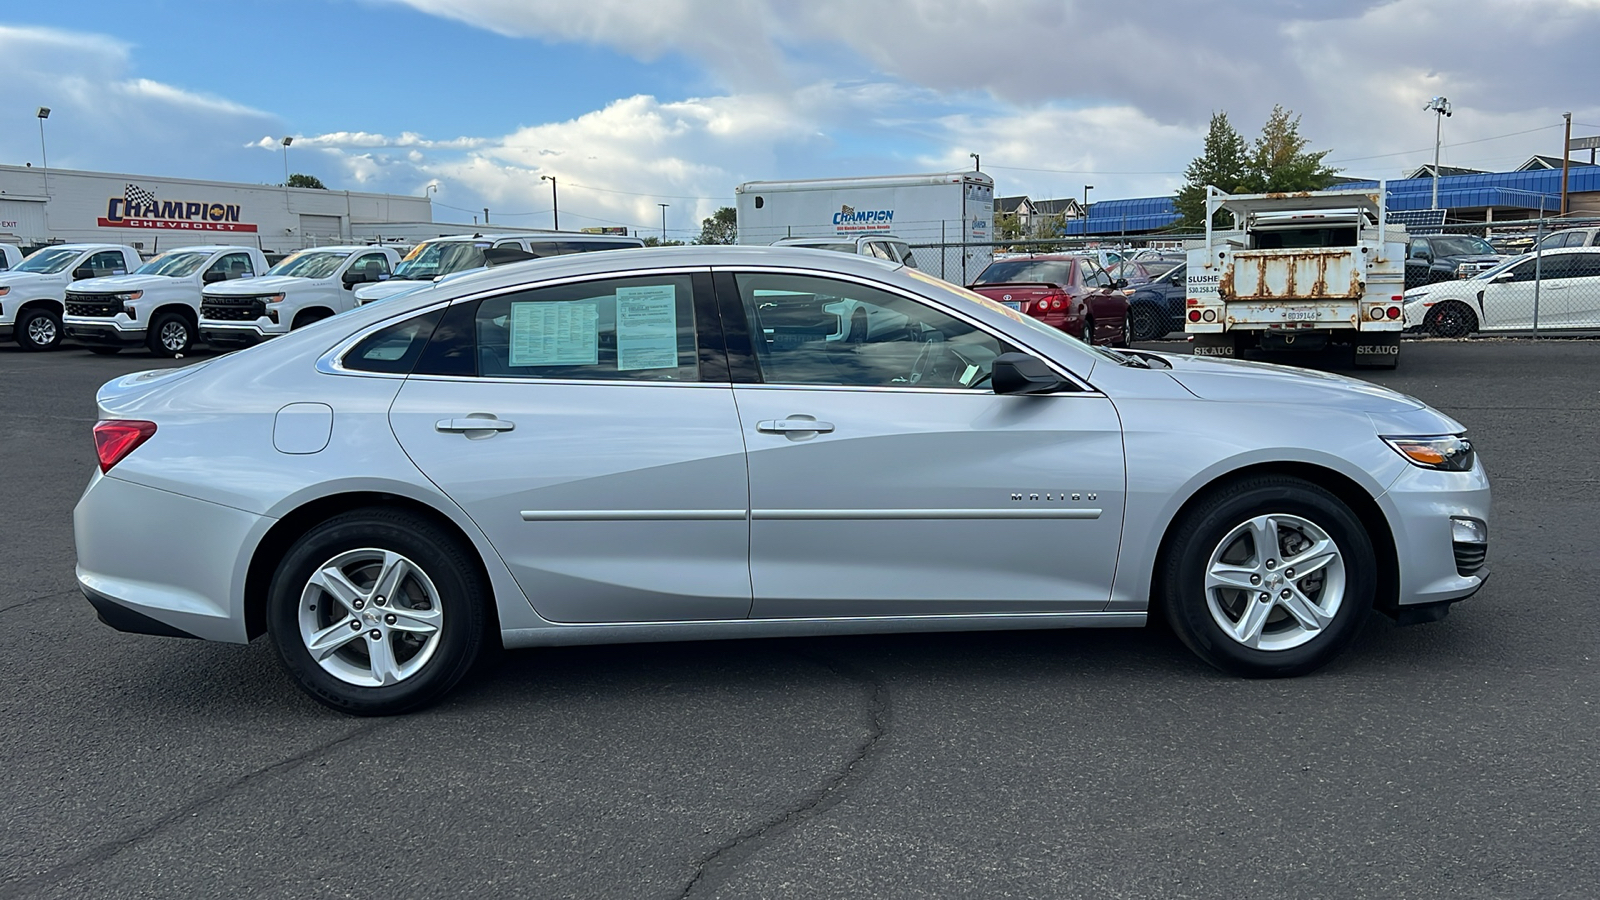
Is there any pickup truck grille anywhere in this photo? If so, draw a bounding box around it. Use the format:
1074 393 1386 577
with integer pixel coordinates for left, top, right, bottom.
65 294 123 318
201 297 267 321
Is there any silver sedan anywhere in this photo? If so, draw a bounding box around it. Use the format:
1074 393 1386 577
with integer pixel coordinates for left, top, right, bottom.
75 246 1490 714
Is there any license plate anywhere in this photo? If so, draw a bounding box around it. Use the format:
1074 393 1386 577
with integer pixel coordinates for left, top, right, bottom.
1001 301 1021 311
1284 308 1316 321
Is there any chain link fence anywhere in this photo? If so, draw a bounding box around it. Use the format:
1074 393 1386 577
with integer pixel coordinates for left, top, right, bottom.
910 215 1600 337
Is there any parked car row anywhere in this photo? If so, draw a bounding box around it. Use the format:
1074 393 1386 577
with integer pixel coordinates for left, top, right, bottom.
1402 246 1600 335
0 234 645 357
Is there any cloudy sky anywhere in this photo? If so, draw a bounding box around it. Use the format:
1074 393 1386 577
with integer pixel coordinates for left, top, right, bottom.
2 0 1598 238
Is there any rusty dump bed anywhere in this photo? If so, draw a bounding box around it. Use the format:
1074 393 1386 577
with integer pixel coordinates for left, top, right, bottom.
1219 248 1363 301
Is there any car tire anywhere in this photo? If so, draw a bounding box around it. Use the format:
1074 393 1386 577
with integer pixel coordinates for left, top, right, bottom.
1427 301 1478 339
1129 304 1165 342
1159 475 1376 678
16 307 63 351
87 347 122 356
147 312 193 358
292 308 332 330
266 507 490 716
1081 316 1095 345
1113 315 1132 348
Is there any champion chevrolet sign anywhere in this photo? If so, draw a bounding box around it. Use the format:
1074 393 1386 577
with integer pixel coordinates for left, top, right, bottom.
97 183 259 233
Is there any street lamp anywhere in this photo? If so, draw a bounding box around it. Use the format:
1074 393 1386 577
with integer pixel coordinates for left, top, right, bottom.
969 152 980 172
1424 96 1452 211
425 183 438 201
483 207 490 225
1082 185 1093 216
541 175 559 231
658 203 669 243
280 136 293 185
36 107 50 196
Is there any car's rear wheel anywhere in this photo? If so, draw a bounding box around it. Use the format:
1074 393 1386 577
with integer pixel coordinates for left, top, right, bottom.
1427 301 1478 338
1114 314 1131 348
267 508 489 715
1081 316 1095 344
1129 304 1165 342
1160 476 1375 677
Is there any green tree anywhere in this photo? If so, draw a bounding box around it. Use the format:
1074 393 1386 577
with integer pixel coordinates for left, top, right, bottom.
694 206 737 244
1175 111 1249 229
995 212 1025 242
286 173 327 189
1239 105 1338 194
642 236 684 247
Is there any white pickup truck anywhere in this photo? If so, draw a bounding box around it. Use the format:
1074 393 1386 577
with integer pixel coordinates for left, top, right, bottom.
199 245 400 347
1185 186 1408 368
355 232 647 305
63 244 270 357
0 243 142 350
0 244 23 272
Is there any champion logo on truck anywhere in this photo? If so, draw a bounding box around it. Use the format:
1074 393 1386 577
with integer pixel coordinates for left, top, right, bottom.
834 204 894 233
98 183 259 233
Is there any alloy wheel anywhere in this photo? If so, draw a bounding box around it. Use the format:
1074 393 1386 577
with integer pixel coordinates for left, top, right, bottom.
27 315 57 346
1203 513 1345 651
160 320 189 353
297 548 445 687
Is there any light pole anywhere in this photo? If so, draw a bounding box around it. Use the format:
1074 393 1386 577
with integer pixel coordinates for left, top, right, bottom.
1561 111 1572 216
1082 185 1093 216
969 152 980 172
483 207 490 225
36 107 50 196
425 183 438 201
1424 96 1452 210
658 203 669 243
280 136 293 210
541 175 559 230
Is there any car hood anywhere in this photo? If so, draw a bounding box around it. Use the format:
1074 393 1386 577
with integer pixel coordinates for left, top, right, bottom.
1156 352 1424 413
203 274 312 296
0 271 65 290
71 274 179 293
1438 253 1505 264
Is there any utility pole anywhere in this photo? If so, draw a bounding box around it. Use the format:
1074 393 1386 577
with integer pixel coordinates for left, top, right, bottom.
541 175 559 230
1425 96 1452 210
658 203 669 243
1561 111 1573 217
35 107 51 197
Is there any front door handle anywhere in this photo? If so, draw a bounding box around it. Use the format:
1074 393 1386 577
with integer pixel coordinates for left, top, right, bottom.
436 416 516 434
757 418 835 434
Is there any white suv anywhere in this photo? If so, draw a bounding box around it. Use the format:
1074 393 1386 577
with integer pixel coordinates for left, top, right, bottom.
0 243 141 350
199 245 400 347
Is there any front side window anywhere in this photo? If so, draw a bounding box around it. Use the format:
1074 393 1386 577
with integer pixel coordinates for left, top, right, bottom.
348 253 392 280
736 273 1005 390
206 253 256 280
84 251 129 275
470 274 699 382
268 250 352 279
136 251 211 277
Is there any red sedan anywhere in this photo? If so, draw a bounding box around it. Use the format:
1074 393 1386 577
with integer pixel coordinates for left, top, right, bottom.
967 254 1131 346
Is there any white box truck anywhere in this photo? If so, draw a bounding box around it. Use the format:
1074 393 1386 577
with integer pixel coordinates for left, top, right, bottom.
736 171 995 284
1185 185 1408 369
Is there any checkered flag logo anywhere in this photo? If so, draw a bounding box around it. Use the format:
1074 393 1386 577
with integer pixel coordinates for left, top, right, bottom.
124 183 157 213
840 204 854 216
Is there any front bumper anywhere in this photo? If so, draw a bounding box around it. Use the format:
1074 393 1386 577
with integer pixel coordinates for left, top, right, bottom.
64 318 146 347
1379 459 1492 614
199 322 279 347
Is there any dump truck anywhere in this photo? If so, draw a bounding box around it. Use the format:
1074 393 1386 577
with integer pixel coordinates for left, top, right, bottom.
1185 185 1407 368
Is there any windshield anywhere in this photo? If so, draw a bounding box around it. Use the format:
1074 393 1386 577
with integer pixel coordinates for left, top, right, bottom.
135 251 212 278
906 269 1121 365
393 241 488 280
1430 235 1495 256
973 259 1074 286
786 242 857 254
14 248 82 275
266 250 352 279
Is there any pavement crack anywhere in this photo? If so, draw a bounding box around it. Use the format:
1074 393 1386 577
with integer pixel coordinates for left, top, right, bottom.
677 651 891 899
0 721 386 899
0 588 80 617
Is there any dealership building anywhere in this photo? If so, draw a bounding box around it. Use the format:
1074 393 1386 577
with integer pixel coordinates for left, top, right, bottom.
0 163 470 255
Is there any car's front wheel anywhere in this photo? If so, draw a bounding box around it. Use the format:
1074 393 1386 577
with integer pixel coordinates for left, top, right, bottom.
147 311 193 357
267 508 490 715
1427 301 1478 338
16 307 62 351
1159 476 1375 677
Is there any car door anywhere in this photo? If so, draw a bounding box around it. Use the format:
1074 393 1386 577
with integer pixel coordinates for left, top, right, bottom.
335 251 393 311
1530 252 1600 328
387 270 754 624
1477 256 1540 329
721 269 1126 619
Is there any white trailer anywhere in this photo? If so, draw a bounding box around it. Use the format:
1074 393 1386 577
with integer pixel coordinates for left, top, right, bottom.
736 171 995 283
1185 185 1408 368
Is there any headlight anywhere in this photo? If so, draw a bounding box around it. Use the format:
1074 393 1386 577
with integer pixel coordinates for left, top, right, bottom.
1384 434 1475 471
263 293 286 303
0 286 9 297
111 291 143 302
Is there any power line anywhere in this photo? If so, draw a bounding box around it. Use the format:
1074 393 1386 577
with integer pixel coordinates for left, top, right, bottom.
1326 124 1564 164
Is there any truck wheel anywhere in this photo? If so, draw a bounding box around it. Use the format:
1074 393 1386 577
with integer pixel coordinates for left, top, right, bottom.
292 308 333 330
1129 304 1165 342
16 307 62 351
266 507 490 715
1159 475 1376 678
147 312 193 358
1427 302 1478 339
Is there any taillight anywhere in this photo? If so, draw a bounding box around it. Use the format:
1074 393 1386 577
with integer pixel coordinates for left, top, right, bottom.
1387 306 1401 319
1188 310 1202 322
94 420 157 473
1052 298 1064 310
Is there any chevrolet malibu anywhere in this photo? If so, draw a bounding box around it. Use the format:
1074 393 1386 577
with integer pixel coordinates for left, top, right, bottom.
75 246 1490 715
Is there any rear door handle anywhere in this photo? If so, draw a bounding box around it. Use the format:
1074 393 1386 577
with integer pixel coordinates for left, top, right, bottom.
757 419 835 434
436 416 516 434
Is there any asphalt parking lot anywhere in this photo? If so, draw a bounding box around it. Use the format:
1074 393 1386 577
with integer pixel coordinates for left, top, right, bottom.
2 337 1596 899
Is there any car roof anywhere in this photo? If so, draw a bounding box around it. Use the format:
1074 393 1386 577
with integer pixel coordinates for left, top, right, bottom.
422 233 644 245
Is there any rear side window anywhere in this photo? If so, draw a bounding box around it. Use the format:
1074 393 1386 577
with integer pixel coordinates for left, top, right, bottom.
470 274 700 382
343 308 444 374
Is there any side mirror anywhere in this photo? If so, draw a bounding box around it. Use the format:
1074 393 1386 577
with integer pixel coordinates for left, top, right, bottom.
341 269 369 287
202 270 228 284
73 266 96 280
1113 278 1128 289
991 352 1069 395
1492 272 1515 283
